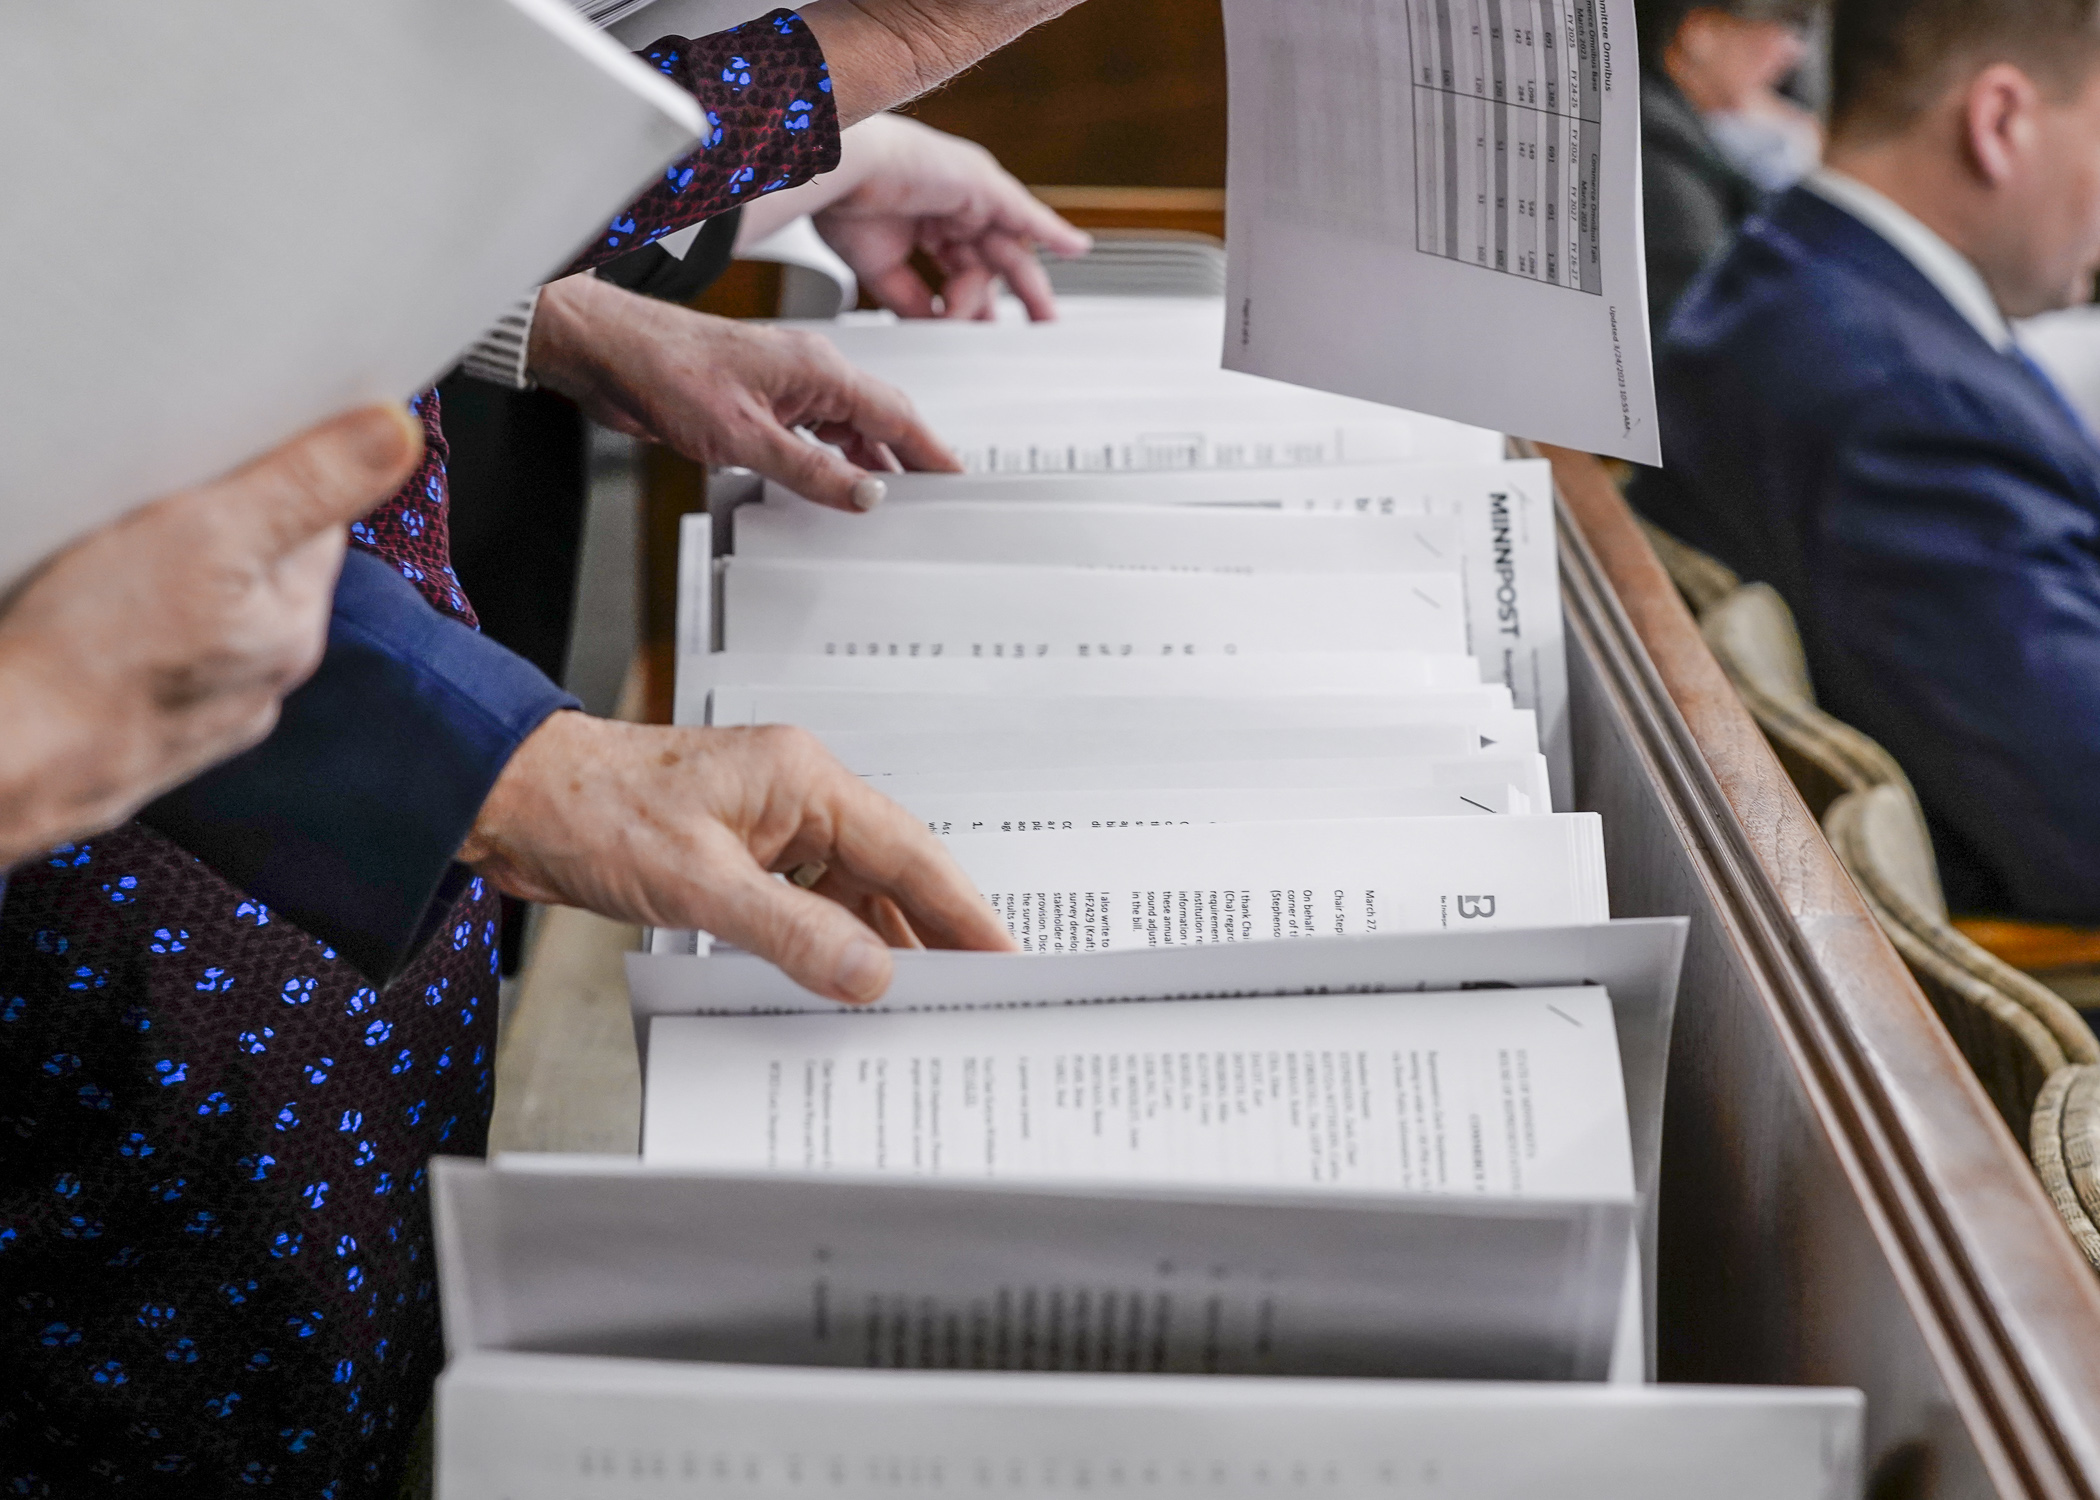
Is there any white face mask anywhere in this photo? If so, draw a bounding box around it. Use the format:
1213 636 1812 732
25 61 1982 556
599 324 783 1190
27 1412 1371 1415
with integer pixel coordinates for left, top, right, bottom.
1704 108 1822 192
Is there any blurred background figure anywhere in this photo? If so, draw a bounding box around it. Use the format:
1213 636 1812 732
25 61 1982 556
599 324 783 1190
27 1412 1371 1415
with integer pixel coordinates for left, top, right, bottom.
1639 0 1824 332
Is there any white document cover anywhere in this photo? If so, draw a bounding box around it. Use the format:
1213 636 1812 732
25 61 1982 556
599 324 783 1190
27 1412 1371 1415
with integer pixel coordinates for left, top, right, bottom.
707 685 1512 734
643 987 1636 1203
747 460 1568 802
935 814 1608 950
689 649 1487 699
0 0 700 585
816 723 1534 777
872 754 1555 811
899 780 1532 833
719 559 1470 658
1220 0 1659 462
434 1160 1633 1383
437 1350 1863 1500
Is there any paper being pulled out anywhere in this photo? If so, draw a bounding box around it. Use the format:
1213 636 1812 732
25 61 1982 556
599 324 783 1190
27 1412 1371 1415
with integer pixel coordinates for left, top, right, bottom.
1221 0 1658 462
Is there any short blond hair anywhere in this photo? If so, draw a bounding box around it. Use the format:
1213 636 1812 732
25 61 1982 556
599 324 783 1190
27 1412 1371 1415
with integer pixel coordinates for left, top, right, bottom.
1830 0 2100 138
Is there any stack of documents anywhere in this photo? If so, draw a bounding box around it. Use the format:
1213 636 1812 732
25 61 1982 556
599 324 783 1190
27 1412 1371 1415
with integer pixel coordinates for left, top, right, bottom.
434 300 1861 1497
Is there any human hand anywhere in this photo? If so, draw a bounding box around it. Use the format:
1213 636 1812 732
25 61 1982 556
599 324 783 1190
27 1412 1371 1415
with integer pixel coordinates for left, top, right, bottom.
0 405 423 863
457 714 1018 1003
528 272 960 510
809 115 1091 321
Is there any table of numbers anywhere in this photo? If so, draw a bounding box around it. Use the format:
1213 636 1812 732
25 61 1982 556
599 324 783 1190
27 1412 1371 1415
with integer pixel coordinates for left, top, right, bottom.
1404 0 1605 292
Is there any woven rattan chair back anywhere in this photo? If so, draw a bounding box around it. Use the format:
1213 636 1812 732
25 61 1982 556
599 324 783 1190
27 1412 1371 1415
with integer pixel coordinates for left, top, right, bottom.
1638 519 1740 617
1827 786 2098 1143
2032 1067 2100 1269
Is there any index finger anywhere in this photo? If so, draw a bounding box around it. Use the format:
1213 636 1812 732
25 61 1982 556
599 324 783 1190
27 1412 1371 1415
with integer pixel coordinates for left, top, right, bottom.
979 231 1061 323
829 779 1019 954
998 195 1093 261
836 371 965 475
199 404 425 559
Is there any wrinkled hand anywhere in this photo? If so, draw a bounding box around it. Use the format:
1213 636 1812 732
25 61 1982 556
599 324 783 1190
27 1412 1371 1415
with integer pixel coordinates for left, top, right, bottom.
458 714 1017 1003
813 115 1090 321
529 273 959 511
0 405 423 862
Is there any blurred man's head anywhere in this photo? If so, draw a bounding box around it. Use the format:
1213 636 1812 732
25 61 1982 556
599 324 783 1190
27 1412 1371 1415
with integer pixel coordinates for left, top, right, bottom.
1826 0 2100 315
1638 0 1817 114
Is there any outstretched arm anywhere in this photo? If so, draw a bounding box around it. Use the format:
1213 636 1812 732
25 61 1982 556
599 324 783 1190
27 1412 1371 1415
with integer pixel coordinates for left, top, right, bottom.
737 114 1091 321
564 1 1091 273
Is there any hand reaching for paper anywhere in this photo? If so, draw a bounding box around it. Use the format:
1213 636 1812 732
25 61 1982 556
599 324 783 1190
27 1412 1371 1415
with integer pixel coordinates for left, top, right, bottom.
0 405 422 863
737 114 1093 321
457 715 1018 1004
528 273 959 511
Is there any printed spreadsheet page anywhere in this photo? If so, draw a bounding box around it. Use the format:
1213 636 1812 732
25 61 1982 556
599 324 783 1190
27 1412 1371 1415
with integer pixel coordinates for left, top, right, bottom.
1221 0 1659 462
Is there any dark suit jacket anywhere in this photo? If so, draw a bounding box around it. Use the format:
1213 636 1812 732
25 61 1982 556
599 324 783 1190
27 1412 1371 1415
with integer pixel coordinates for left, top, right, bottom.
1640 70 1762 335
1633 185 2100 919
139 217 751 984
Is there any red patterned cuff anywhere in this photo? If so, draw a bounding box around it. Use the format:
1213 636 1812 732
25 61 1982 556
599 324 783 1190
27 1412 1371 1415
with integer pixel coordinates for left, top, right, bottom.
566 8 842 275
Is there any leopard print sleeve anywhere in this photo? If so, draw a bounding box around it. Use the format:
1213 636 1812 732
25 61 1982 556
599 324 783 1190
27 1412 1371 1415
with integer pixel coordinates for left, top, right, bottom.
563 8 842 276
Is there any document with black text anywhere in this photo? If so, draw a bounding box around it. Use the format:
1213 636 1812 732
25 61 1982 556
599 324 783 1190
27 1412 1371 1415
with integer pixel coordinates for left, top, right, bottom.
1220 0 1658 460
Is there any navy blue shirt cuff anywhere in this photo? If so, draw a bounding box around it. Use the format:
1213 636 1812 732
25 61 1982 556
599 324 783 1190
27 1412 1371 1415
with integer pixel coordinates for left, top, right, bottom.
140 549 579 983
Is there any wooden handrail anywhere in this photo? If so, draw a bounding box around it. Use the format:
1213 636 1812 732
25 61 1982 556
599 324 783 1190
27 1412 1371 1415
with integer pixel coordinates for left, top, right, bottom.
1550 440 2100 1500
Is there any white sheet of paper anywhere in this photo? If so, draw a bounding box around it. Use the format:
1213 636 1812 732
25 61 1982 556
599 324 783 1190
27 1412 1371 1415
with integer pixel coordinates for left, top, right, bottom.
930 421 1486 473
643 987 1634 1204
817 722 1535 778
736 496 1471 572
1218 0 1658 462
686 649 1486 702
719 559 1469 657
437 1348 1862 1500
932 813 1607 951
912 393 1505 472
748 460 1566 800
0 0 699 586
768 459 1540 510
866 754 1555 810
792 301 1232 367
707 685 1514 735
435 1160 1633 1383
813 328 1506 468
900 782 1531 835
623 917 1690 1298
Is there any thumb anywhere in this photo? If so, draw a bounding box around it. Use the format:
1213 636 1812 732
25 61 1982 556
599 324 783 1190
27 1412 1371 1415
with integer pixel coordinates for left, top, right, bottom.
211 404 425 559
701 850 897 1004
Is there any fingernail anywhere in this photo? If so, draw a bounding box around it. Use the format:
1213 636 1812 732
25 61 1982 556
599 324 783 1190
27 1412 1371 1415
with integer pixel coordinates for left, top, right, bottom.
834 940 890 1003
352 404 421 473
850 477 887 512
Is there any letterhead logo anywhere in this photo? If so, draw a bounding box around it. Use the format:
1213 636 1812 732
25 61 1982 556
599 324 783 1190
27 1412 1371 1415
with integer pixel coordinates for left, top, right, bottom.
1456 894 1498 920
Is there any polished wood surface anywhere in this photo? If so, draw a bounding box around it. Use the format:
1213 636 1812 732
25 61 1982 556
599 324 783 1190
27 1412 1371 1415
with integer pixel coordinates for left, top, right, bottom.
1552 442 2100 1500
638 445 706 725
1032 185 1226 240
904 1 1227 188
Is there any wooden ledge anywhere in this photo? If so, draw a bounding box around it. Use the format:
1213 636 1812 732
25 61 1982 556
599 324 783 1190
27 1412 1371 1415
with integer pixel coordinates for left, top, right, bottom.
1027 185 1225 239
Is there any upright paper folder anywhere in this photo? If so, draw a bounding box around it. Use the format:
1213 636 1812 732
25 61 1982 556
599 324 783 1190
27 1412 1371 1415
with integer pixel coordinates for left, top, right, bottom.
433 1146 1858 1500
436 1350 1863 1500
0 0 701 585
